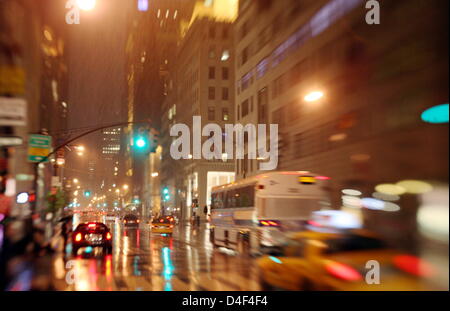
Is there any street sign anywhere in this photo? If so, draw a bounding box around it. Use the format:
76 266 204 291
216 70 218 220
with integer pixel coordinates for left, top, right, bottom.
0 136 23 147
0 97 27 126
0 65 25 95
28 134 52 162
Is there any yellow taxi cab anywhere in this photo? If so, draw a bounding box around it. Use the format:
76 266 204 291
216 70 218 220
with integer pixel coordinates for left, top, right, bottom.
151 217 174 235
258 229 439 291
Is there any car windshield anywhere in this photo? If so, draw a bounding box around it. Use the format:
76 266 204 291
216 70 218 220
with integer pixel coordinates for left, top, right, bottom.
124 215 138 220
323 235 385 254
76 223 107 233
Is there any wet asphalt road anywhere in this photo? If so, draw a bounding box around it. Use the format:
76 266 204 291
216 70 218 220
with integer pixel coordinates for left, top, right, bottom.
51 220 262 291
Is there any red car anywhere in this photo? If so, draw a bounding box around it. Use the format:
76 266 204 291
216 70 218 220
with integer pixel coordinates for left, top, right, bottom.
72 222 112 256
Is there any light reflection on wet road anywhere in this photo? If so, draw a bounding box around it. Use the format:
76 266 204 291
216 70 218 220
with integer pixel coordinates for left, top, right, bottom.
52 221 262 291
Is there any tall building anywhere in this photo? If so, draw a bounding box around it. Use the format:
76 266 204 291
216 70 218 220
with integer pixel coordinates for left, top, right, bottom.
233 0 448 248
0 0 70 219
161 2 238 221
125 0 196 218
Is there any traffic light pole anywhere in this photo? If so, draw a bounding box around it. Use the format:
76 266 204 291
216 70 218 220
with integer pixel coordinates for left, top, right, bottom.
31 120 153 229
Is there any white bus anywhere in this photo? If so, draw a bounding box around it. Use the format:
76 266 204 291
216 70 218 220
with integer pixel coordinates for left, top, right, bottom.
210 171 331 255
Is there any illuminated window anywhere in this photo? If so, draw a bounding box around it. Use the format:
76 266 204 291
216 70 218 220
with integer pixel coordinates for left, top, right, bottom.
221 50 230 61
222 108 229 121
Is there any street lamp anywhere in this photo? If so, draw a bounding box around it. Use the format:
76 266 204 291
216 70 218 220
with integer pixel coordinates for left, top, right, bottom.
123 184 129 190
76 0 96 11
73 178 79 183
304 91 324 102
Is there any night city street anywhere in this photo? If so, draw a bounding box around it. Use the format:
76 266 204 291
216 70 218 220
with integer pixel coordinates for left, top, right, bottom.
0 0 449 297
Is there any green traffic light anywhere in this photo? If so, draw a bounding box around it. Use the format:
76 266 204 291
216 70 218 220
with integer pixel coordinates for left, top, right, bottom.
136 137 146 148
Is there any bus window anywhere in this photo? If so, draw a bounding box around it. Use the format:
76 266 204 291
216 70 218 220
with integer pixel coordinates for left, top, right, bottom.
240 186 255 207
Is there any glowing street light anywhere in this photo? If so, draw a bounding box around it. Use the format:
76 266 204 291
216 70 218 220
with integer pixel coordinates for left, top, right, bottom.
76 0 96 11
73 178 79 183
123 184 129 190
304 91 324 102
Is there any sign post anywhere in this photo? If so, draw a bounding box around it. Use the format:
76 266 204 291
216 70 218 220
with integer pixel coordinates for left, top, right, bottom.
28 134 52 163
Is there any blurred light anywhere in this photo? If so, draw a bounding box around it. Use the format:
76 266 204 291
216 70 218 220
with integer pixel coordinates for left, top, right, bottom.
137 0 148 11
329 133 347 142
342 189 362 196
382 202 401 212
56 158 65 166
221 50 230 61
361 198 385 210
75 233 82 242
123 184 129 190
151 172 159 177
269 256 282 264
315 176 330 180
372 192 400 202
85 246 93 253
396 180 433 194
421 103 449 124
342 195 362 208
350 153 371 162
417 185 449 242
43 29 53 41
136 137 146 148
16 192 29 204
375 183 406 195
304 91 324 102
76 0 96 11
73 178 79 183
393 255 436 278
311 210 361 229
325 261 362 281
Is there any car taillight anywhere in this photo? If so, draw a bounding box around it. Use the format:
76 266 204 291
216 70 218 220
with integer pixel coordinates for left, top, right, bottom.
325 261 362 281
393 254 435 278
137 219 140 223
124 220 127 223
259 220 279 227
160 219 164 223
75 233 83 242
106 232 112 240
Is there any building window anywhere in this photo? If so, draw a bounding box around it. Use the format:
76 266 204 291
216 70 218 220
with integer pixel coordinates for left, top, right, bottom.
222 87 229 100
222 108 229 121
222 67 229 80
208 67 215 79
208 107 215 121
241 99 249 117
208 87 215 100
208 46 216 59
